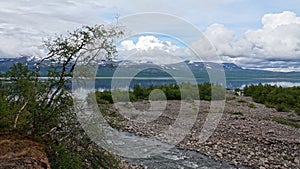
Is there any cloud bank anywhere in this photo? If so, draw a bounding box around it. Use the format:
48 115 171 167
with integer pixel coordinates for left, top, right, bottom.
0 0 299 71
118 11 300 71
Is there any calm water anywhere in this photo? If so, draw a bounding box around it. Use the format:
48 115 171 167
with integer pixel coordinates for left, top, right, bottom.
93 77 300 90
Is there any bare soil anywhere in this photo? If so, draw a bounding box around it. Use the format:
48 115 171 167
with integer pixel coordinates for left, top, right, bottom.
0 134 50 169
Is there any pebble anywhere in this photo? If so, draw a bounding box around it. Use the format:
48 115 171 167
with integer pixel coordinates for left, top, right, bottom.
294 157 300 164
113 98 300 169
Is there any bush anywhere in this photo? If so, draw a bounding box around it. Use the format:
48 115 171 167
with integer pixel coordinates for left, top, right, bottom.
275 104 290 112
242 84 300 114
49 145 83 169
295 108 300 115
265 102 274 108
0 119 9 129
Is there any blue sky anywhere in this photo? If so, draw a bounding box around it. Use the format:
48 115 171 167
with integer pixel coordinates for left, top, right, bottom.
0 0 300 71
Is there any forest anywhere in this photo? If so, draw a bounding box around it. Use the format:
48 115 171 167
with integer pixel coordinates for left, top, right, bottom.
242 84 300 114
94 82 225 104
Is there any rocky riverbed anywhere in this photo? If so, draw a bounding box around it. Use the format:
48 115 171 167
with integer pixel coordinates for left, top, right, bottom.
103 92 300 169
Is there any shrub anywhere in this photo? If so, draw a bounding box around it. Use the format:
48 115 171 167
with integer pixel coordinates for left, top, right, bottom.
275 104 290 112
248 103 255 108
49 145 83 169
0 119 9 129
265 102 274 108
242 84 300 114
295 108 300 116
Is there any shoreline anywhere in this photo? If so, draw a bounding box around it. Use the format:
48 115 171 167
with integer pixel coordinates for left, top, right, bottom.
103 92 300 169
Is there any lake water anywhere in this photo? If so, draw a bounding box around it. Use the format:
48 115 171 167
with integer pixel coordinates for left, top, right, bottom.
92 77 300 91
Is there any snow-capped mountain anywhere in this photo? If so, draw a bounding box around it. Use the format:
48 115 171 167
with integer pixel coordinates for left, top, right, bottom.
0 56 261 74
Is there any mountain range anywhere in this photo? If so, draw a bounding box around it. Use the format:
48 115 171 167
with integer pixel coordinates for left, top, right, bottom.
1 56 300 89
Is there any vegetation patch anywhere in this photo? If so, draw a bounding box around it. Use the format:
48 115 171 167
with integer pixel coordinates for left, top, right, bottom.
248 103 256 108
272 118 300 128
243 84 300 114
98 104 128 130
95 82 226 103
237 99 247 103
228 111 244 116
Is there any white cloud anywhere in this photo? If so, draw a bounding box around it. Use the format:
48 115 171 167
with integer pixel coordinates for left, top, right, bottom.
133 36 166 50
0 0 258 58
0 0 108 58
120 40 135 50
202 11 300 71
243 11 300 60
204 23 237 56
118 36 191 64
117 11 300 71
262 11 300 29
0 0 299 71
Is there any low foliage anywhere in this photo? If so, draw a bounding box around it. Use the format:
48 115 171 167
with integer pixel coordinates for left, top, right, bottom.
243 84 300 114
272 118 300 128
95 82 225 103
248 103 256 108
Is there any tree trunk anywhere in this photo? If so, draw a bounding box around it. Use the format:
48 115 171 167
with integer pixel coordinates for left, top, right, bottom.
13 101 28 129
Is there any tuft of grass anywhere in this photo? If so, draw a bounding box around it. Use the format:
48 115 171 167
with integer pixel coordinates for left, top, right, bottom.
265 102 274 108
100 106 127 130
272 118 300 128
248 103 256 108
237 99 247 103
228 111 244 116
294 108 300 116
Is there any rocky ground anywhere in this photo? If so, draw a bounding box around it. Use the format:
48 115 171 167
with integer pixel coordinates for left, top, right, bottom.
106 92 300 169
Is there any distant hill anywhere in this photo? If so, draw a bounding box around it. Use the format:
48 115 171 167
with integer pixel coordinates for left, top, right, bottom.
1 56 300 89
0 56 244 72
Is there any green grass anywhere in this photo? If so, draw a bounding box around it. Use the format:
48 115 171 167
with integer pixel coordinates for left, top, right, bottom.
272 118 300 128
248 103 256 108
100 106 128 130
237 99 247 103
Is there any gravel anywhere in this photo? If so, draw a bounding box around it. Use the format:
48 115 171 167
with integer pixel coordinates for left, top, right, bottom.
108 92 300 169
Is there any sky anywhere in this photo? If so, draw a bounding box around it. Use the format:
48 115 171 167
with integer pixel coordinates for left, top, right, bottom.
0 0 300 71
